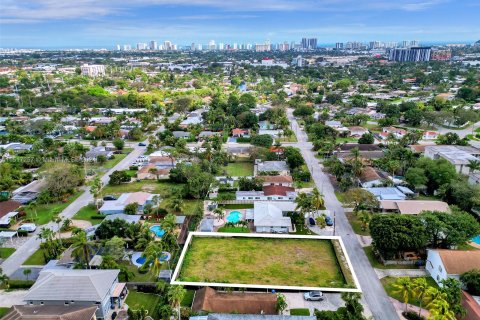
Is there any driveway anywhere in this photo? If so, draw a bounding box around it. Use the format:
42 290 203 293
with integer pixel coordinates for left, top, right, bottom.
0 290 28 307
283 292 344 315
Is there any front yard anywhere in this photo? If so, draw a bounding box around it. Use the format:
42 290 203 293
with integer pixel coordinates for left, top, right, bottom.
72 205 104 225
24 191 83 225
381 276 439 307
23 248 48 265
178 235 354 289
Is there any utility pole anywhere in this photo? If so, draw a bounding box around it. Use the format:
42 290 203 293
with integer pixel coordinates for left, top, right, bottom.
333 211 336 236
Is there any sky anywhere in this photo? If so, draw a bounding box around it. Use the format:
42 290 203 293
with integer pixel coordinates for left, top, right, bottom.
0 0 479 49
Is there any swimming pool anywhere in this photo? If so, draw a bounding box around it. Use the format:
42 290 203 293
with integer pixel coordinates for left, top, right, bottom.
131 251 171 267
226 211 242 223
471 235 480 245
150 225 165 237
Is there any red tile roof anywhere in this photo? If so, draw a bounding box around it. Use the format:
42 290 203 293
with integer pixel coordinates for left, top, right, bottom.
262 185 295 196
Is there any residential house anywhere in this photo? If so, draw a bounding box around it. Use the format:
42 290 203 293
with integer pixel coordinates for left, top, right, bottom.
258 175 294 187
172 131 191 139
359 166 384 188
0 142 33 153
258 121 275 130
380 127 407 140
255 160 289 176
426 250 480 286
3 305 98 320
12 180 46 204
0 200 21 227
379 200 450 215
192 287 277 315
198 131 222 140
179 109 205 128
258 129 283 139
422 131 440 140
23 269 126 320
334 144 384 161
190 315 316 320
231 128 250 138
85 147 113 161
252 201 296 233
236 186 297 201
364 186 414 200
348 126 369 137
461 291 480 320
425 145 480 175
137 164 170 180
99 192 158 215
325 121 343 129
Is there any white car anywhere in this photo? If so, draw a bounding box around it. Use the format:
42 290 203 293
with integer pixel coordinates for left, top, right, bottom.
304 291 324 301
18 223 37 232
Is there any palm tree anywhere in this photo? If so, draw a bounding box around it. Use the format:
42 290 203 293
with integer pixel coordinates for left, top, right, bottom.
392 277 413 312
23 268 32 281
213 208 225 222
142 241 163 276
424 287 448 309
169 193 183 213
294 192 313 217
356 210 371 231
71 230 94 269
53 216 63 246
428 298 455 320
467 159 480 173
0 267 9 289
167 285 186 320
412 277 428 316
311 188 325 214
161 213 176 235
90 176 101 208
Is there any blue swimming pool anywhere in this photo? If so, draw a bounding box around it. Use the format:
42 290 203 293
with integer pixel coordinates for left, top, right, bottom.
134 252 171 266
150 225 165 237
226 211 242 223
471 235 480 245
136 256 146 265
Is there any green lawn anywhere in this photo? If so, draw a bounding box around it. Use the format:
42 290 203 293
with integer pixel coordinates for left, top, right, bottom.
363 246 419 270
118 262 157 282
290 308 310 316
292 224 315 235
0 247 16 259
0 307 10 318
346 213 370 236
24 191 83 225
381 276 439 308
181 290 195 307
217 226 250 233
125 290 161 316
72 205 104 224
23 248 48 265
222 162 254 177
179 236 353 288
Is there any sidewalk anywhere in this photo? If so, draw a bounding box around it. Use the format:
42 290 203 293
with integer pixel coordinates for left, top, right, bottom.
375 269 428 279
389 297 430 319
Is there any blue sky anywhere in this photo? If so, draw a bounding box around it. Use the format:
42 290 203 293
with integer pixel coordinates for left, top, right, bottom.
0 0 479 48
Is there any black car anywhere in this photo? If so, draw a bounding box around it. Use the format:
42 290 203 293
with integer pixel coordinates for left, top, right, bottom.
325 216 334 226
138 142 147 146
103 195 117 201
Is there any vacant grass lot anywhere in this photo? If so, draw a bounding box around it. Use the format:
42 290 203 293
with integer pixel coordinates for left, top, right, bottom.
222 162 254 177
72 205 104 224
179 236 350 288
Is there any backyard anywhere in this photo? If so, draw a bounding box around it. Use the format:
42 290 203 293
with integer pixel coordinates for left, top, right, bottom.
125 290 161 316
178 236 355 288
221 161 254 177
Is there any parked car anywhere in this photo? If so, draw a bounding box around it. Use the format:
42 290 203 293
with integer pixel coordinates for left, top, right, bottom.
325 216 334 226
138 142 147 146
304 291 324 301
103 195 117 201
18 223 37 232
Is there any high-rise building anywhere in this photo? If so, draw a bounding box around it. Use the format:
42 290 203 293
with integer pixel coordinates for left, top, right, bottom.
385 42 398 49
163 41 172 50
115 44 121 51
369 41 381 49
278 42 290 51
292 55 304 67
208 40 216 50
123 44 131 51
335 42 344 50
388 47 431 62
301 38 317 50
430 50 452 61
233 43 238 50
219 42 224 50
255 42 271 52
136 43 147 50
150 40 158 50
196 44 203 51
190 43 196 51
80 64 106 77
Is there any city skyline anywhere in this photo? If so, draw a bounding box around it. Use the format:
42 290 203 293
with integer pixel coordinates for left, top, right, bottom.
1 0 479 48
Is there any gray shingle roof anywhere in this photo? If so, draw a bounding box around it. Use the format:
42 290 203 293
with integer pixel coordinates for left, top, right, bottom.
24 269 119 302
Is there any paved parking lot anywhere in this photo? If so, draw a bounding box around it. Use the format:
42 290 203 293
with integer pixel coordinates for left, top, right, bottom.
283 292 344 315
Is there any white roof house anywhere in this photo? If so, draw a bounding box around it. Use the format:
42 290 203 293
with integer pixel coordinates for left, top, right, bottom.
253 201 296 233
425 145 480 175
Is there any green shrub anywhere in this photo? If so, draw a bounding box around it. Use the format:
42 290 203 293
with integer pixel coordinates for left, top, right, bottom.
8 280 35 289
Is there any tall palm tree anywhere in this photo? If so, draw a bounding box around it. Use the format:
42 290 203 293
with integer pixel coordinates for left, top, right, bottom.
142 241 163 276
161 213 176 235
467 159 480 173
294 192 313 217
167 285 186 320
311 188 325 214
428 298 455 320
424 287 448 309
412 277 429 316
356 210 371 231
71 230 94 269
392 277 413 312
90 176 101 208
